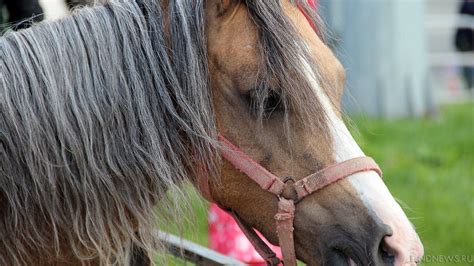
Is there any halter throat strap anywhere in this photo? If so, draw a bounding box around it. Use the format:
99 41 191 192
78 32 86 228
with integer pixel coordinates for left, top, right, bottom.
199 134 382 266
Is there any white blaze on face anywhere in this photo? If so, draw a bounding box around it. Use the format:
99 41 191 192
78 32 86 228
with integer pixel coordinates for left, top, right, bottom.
300 57 423 265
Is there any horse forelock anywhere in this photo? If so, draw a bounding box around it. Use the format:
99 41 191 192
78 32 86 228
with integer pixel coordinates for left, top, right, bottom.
243 0 333 144
1 0 217 264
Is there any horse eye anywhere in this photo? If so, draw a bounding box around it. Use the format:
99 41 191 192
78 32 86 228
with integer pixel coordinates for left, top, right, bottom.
263 91 283 113
244 88 283 118
243 87 284 119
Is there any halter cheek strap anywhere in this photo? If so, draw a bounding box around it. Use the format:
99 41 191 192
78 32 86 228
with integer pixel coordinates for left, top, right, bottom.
198 134 382 266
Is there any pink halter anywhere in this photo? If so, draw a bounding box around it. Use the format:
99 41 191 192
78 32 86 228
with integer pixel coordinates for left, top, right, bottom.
198 134 382 266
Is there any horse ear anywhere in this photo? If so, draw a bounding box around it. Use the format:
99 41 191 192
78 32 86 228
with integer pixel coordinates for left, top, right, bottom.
217 0 239 16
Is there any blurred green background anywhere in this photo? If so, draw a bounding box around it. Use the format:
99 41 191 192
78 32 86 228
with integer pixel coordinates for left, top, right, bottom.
161 103 473 266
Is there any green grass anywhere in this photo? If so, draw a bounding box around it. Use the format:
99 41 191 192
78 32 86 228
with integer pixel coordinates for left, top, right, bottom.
161 103 474 265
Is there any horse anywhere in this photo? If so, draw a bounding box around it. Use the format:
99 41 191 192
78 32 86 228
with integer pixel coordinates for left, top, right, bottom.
0 0 423 265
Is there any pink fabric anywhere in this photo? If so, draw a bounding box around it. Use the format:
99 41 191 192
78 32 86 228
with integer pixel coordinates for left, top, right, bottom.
208 204 282 265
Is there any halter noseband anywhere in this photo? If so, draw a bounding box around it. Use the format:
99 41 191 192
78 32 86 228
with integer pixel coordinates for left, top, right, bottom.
198 134 382 266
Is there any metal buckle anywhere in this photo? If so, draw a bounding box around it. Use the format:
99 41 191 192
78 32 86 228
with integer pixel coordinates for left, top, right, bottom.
282 176 296 184
279 176 301 203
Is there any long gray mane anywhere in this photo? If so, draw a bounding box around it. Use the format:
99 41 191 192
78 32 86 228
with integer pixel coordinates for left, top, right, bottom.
0 0 327 264
1 0 217 264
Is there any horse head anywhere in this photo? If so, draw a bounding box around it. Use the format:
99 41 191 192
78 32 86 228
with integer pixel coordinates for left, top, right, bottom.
205 1 423 265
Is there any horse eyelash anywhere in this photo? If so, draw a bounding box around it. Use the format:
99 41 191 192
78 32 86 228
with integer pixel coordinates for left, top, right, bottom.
245 88 284 118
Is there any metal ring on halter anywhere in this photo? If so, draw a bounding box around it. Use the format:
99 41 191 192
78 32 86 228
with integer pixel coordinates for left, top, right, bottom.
279 176 302 203
282 176 296 184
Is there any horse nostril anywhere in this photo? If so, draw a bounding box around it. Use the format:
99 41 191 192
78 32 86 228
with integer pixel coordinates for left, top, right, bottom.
376 224 396 264
378 225 424 266
379 238 396 263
